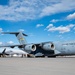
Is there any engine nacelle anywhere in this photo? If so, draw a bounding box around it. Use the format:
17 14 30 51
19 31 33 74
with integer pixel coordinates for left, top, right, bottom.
42 42 55 51
24 44 36 52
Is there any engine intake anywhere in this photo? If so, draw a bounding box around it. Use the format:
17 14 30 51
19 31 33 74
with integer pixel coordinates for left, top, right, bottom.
42 42 55 51
24 44 36 52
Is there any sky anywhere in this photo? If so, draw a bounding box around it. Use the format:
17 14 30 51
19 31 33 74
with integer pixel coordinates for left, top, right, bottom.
0 0 75 46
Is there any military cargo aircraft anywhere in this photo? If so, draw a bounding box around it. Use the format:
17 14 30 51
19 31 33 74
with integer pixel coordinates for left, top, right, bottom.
0 31 75 57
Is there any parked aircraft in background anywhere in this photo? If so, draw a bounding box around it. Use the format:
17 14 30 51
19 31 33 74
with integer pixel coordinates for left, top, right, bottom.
6 49 27 57
0 47 27 57
0 31 75 57
0 48 9 57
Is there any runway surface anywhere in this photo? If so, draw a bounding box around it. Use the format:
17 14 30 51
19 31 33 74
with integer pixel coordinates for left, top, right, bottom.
0 57 75 75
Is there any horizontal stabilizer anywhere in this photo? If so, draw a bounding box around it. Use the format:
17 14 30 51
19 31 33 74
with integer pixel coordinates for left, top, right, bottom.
2 31 27 44
2 32 28 36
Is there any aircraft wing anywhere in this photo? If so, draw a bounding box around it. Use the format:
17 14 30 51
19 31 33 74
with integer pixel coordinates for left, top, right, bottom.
0 44 24 48
0 41 60 57
0 41 55 51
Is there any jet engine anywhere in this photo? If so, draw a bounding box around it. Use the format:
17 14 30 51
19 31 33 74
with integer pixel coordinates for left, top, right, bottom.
24 44 36 51
42 42 55 51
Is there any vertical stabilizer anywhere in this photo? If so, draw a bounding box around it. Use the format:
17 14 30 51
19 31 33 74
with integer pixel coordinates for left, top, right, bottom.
2 48 6 54
16 32 27 45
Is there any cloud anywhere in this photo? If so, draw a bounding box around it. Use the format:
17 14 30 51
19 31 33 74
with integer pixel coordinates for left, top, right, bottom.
0 28 2 31
50 19 59 23
46 24 53 28
19 29 25 32
29 33 35 37
36 24 44 28
57 35 62 37
46 24 75 33
0 41 14 46
0 42 3 45
7 41 14 44
0 0 75 21
57 35 64 39
73 27 75 30
44 24 53 31
66 12 75 20
0 28 3 32
40 0 75 17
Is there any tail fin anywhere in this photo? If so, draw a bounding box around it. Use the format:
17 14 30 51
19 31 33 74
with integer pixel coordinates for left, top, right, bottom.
2 48 6 54
2 31 27 45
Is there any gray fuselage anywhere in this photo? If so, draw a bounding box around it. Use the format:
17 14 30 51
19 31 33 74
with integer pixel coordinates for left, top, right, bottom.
54 41 75 55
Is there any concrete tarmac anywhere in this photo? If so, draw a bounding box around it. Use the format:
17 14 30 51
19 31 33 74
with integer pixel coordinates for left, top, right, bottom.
0 57 75 75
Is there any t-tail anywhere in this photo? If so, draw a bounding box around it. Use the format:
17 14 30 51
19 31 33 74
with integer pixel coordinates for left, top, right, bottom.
2 31 27 45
